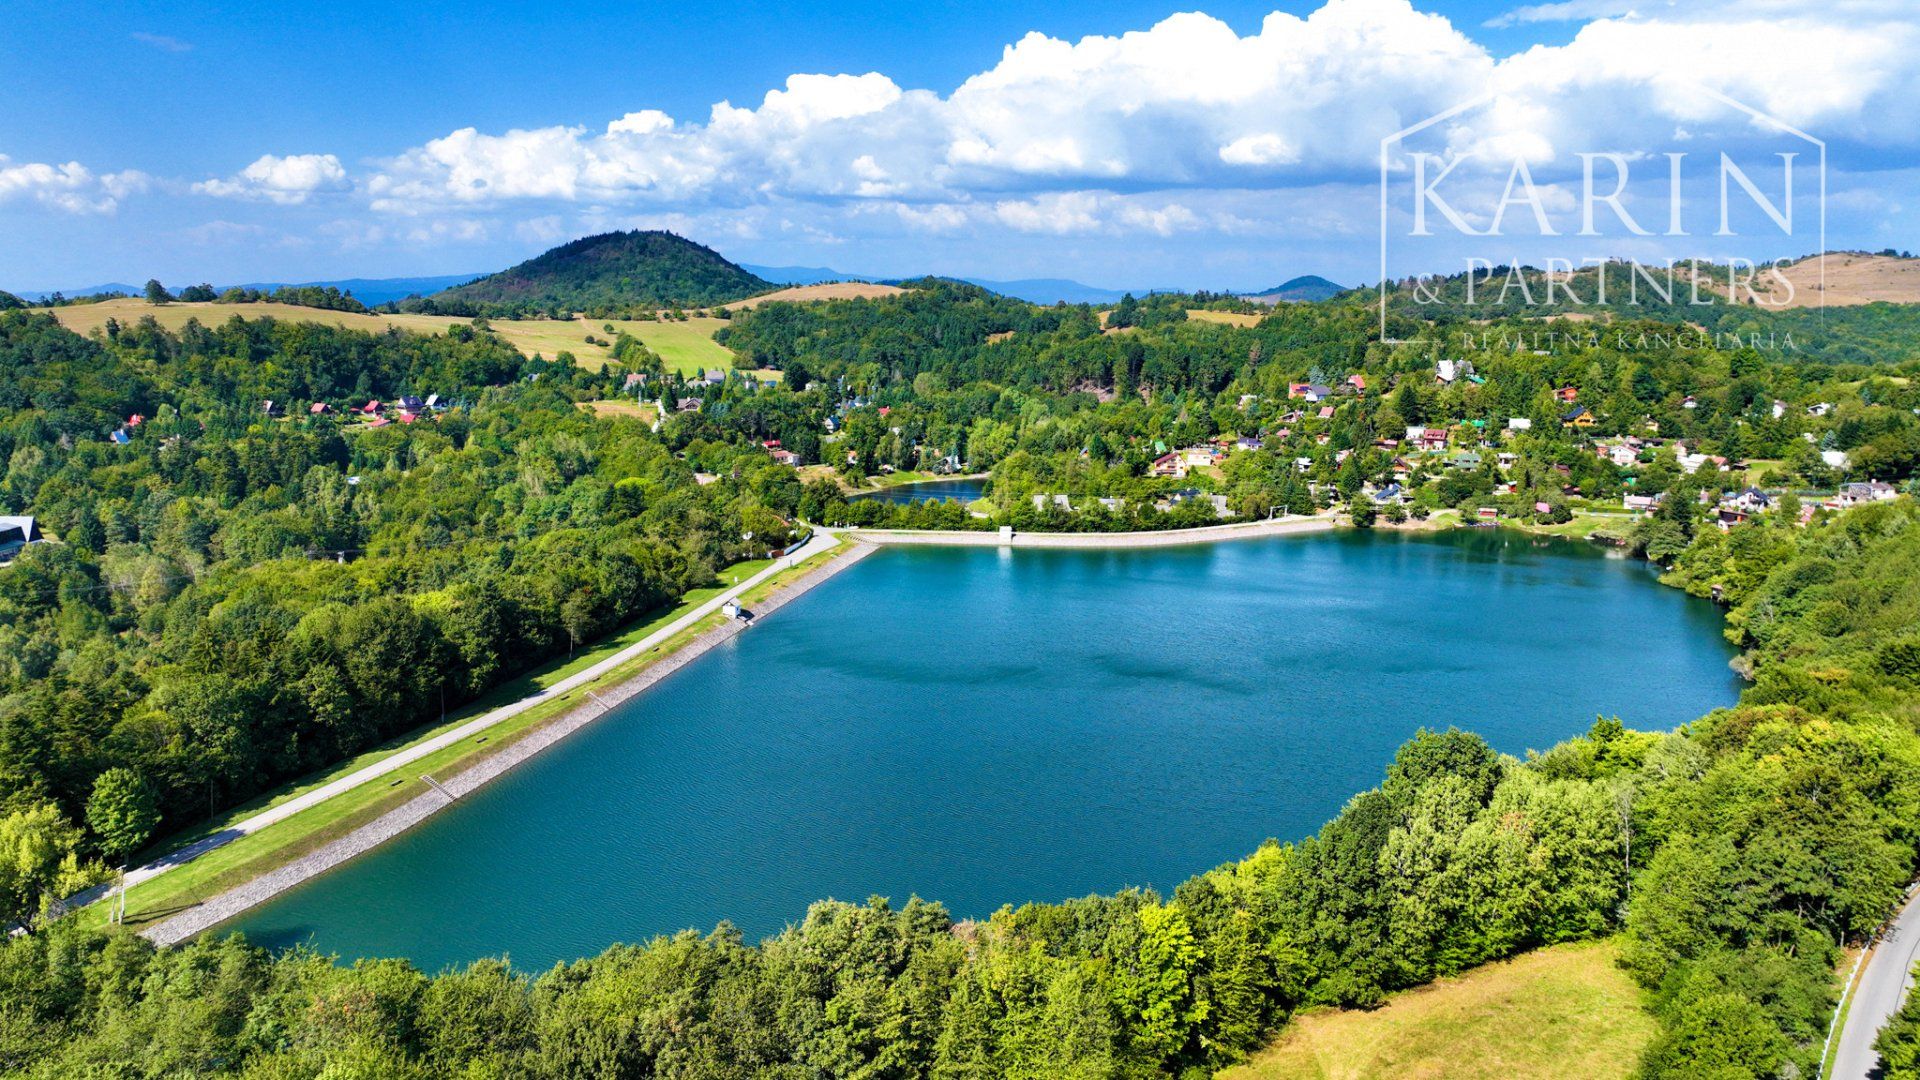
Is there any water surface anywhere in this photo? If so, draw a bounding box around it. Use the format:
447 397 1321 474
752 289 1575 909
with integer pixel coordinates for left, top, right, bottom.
230 530 1738 971
851 477 987 504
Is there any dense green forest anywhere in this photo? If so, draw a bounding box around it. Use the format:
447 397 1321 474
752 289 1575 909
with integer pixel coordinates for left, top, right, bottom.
0 310 802 890
5 280 1920 1076
413 231 773 318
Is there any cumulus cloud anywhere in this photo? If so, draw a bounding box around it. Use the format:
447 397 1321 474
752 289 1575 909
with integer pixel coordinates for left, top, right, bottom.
195 153 350 204
352 0 1920 232
16 0 1920 268
0 157 148 213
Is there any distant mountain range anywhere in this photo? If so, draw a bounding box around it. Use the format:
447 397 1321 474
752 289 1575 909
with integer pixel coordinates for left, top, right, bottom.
12 275 484 307
17 246 1345 313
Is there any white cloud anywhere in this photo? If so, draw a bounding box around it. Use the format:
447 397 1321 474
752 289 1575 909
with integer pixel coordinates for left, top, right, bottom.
195 154 350 204
0 157 147 213
130 31 193 52
355 0 1920 227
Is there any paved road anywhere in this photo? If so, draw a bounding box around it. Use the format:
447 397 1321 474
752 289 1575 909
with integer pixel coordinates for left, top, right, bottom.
1832 886 1920 1079
65 529 842 911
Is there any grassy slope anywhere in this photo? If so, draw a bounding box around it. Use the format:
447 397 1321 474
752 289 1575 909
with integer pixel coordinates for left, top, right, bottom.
90 552 832 929
600 316 734 374
40 299 739 374
1219 940 1656 1080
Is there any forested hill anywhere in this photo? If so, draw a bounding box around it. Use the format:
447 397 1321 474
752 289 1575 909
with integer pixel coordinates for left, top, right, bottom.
420 231 772 317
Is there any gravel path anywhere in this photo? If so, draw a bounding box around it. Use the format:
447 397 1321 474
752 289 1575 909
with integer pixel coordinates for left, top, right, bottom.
141 541 876 946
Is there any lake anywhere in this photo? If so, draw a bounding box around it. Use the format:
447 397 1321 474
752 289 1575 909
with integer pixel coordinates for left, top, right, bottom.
851 477 987 504
227 529 1739 972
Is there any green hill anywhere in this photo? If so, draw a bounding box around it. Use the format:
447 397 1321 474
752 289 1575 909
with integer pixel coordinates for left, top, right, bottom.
431 231 772 315
1246 275 1347 304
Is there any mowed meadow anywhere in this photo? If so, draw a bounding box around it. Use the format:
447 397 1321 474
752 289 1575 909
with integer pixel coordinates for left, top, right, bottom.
1219 940 1658 1080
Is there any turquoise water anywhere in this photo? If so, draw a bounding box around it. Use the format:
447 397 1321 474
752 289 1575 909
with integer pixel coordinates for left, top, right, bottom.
852 477 987 504
228 530 1738 972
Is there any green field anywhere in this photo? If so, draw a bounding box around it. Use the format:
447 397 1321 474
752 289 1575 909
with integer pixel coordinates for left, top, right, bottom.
84 551 836 930
601 315 736 375
40 298 745 375
1219 940 1656 1080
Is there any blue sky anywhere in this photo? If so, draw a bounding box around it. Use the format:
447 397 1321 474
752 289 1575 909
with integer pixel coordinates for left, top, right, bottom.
3 0 1914 291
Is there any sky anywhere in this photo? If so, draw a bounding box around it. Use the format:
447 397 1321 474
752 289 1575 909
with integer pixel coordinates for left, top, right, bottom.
2 0 1917 292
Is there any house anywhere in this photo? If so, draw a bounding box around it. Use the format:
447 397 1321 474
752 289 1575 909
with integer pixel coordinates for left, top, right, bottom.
1475 506 1499 521
1372 483 1404 505
1238 393 1259 410
1507 417 1532 431
365 416 391 429
1294 456 1314 473
1288 383 1333 402
1097 497 1126 513
1407 426 1449 452
425 394 442 410
1562 407 1596 427
823 415 839 433
721 599 744 620
360 400 381 415
1235 436 1263 452
1031 494 1073 512
1808 402 1834 417
1837 481 1899 506
1682 395 1699 410
126 414 144 427
1771 400 1788 419
0 516 40 562
1436 359 1473 384
1624 494 1661 512
309 402 330 415
262 400 281 417
108 427 132 445
1496 451 1518 469
1555 387 1579 403
1180 445 1221 468
1317 406 1335 420
622 373 648 391
1448 451 1483 470
769 449 801 466
700 370 727 386
1151 452 1187 479
1347 374 1368 391
1725 487 1771 513
676 397 703 412
398 395 425 412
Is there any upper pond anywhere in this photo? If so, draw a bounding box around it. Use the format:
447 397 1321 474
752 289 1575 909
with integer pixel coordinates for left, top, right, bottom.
850 476 987 504
228 529 1739 972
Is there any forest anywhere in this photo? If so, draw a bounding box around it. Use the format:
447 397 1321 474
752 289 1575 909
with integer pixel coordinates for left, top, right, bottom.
1 283 1919 1076
0 309 801 892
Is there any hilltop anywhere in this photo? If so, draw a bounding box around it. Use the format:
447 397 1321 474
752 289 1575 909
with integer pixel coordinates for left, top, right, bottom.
1245 275 1347 304
430 230 772 314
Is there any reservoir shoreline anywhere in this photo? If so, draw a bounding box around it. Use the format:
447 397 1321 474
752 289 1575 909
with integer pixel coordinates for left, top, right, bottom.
142 541 880 946
132 517 1341 947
